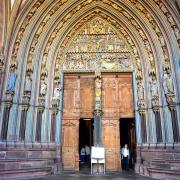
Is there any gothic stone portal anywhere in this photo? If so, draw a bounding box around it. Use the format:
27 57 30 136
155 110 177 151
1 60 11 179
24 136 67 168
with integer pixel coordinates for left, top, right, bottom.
62 73 134 171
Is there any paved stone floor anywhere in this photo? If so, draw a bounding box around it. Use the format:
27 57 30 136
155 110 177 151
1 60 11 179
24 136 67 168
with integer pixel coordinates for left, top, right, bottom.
32 171 154 180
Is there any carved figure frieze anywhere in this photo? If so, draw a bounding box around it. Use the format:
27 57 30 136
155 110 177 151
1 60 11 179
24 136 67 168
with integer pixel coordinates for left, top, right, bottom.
153 0 179 45
63 18 133 71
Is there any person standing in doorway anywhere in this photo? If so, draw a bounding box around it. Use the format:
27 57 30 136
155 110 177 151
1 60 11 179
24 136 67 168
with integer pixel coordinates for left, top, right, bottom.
85 144 91 162
80 145 85 163
121 144 130 171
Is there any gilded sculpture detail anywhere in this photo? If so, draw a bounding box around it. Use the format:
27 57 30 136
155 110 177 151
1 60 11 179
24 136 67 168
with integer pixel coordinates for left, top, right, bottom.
63 18 133 71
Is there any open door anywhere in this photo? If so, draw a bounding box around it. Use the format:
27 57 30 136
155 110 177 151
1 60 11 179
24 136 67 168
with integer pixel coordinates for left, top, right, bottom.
120 118 136 169
79 118 93 171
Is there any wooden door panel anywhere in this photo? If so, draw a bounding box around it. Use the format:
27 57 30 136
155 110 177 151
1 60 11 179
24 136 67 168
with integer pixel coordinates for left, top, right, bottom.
102 77 118 118
80 76 94 117
62 120 79 171
102 74 134 118
62 74 94 171
62 73 134 171
102 120 120 171
63 76 80 118
118 75 134 117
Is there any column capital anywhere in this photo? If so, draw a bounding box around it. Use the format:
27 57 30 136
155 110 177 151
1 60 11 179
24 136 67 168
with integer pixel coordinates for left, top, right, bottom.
138 108 146 115
20 104 29 111
37 106 45 112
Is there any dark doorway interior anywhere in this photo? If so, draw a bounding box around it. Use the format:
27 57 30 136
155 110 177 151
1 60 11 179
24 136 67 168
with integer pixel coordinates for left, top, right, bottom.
120 118 136 169
79 118 94 171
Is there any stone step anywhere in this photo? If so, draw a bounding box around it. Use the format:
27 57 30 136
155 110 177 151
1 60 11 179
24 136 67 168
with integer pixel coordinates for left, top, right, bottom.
150 161 171 169
0 159 54 170
148 167 180 180
151 159 180 171
0 150 56 160
0 167 52 179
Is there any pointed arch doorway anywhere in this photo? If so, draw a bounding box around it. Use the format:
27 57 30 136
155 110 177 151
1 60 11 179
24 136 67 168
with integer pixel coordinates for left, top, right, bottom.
61 18 135 171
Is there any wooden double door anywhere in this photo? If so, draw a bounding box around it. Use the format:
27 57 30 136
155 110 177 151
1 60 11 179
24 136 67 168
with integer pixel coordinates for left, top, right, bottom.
62 73 134 171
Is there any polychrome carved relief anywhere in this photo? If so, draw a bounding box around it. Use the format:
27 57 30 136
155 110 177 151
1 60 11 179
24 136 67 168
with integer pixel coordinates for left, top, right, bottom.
63 18 133 71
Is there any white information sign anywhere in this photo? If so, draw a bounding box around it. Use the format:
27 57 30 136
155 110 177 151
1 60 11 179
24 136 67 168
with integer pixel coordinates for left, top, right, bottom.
91 146 105 159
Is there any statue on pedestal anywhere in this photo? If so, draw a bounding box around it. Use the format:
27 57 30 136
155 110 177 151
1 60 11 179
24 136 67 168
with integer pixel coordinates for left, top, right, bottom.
150 76 158 98
24 74 32 93
53 81 61 100
7 70 16 92
137 81 145 109
163 70 174 95
40 80 47 96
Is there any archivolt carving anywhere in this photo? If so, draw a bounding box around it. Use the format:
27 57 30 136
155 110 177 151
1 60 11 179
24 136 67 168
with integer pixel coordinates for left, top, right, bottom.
43 1 152 110
128 0 173 80
23 0 68 104
63 18 133 72
11 0 45 64
6 0 179 110
54 11 145 109
153 0 180 45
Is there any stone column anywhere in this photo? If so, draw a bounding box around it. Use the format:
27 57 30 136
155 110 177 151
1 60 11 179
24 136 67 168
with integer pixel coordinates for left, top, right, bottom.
0 100 12 143
93 72 102 146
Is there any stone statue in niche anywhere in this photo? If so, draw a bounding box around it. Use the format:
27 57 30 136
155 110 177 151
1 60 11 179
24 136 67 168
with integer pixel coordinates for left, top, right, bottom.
166 13 176 26
136 58 142 70
149 53 155 66
0 50 4 68
159 1 168 14
12 42 20 56
36 22 45 36
53 81 61 99
24 74 32 93
138 29 146 40
159 34 166 46
7 69 16 92
144 40 151 52
163 70 174 94
150 75 158 98
144 11 154 23
173 26 180 40
40 80 47 96
42 53 48 66
137 81 144 101
16 28 25 43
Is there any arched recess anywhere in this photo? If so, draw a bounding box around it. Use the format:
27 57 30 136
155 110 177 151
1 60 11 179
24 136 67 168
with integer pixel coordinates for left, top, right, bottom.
0 0 179 174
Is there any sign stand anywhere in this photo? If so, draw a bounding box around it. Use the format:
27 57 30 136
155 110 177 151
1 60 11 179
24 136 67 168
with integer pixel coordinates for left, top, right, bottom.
91 146 105 175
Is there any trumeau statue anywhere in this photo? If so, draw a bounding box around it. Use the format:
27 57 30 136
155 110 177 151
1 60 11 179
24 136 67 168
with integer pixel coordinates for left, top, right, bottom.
7 71 16 92
95 74 102 110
